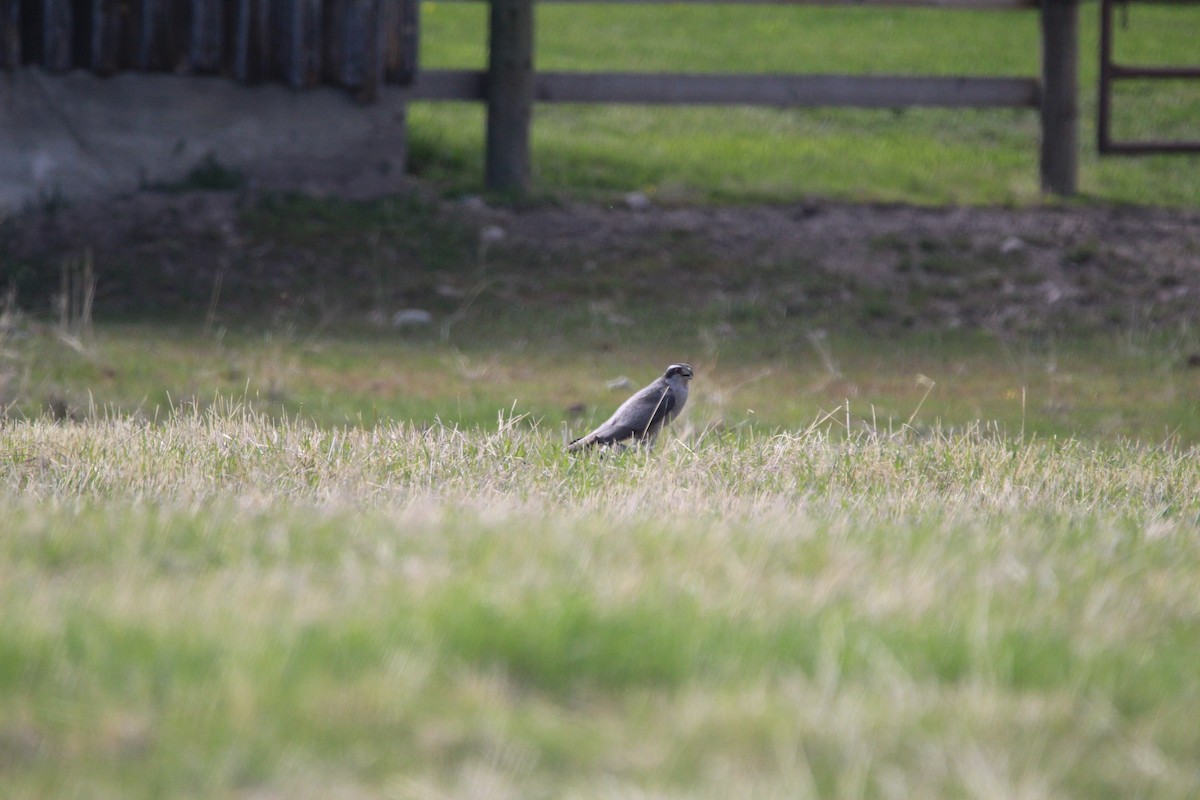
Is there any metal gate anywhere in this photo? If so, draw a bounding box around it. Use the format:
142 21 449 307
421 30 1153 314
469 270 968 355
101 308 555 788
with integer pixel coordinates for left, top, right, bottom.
1099 0 1200 154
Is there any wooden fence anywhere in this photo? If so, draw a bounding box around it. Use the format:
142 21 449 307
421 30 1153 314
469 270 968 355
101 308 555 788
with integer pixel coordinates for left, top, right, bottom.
408 0 1080 196
1098 0 1200 154
1 0 1081 196
0 0 418 96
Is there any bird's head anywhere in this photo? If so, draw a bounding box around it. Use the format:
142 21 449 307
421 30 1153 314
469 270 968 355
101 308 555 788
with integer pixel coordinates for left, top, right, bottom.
664 363 694 382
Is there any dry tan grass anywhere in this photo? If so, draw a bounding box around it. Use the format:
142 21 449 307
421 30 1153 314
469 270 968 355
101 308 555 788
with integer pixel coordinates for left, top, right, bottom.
2 404 1199 798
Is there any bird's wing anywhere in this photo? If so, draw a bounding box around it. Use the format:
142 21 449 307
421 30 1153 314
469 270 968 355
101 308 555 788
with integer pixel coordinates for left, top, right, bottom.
635 384 678 433
568 383 677 449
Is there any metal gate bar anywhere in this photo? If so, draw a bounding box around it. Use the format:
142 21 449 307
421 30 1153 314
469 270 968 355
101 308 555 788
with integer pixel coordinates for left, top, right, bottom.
1099 0 1200 154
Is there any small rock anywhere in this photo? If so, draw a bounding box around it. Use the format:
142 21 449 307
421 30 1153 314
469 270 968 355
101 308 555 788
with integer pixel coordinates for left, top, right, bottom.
479 224 506 245
392 309 434 329
606 376 634 391
1000 236 1025 255
1041 282 1063 305
624 191 652 212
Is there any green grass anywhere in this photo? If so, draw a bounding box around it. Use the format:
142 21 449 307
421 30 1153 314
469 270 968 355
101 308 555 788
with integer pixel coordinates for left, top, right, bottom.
412 3 1200 205
3 317 1200 798
3 7 1199 789
2 407 1200 799
5 321 1200 443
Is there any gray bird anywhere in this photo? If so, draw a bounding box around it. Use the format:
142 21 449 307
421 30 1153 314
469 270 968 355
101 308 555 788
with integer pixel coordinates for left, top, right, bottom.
567 363 693 451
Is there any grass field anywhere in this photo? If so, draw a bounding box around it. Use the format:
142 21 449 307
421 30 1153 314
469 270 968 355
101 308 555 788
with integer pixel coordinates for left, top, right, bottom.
3 402 1200 800
412 2 1200 205
2 4 1199 795
3 235 1200 797
2 309 1200 798
5 320 1200 443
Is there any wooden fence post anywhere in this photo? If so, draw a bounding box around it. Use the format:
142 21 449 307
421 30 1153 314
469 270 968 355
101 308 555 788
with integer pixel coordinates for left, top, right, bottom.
1040 0 1079 196
485 0 534 195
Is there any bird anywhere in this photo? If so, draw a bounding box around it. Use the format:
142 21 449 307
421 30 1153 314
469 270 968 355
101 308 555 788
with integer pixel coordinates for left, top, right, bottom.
567 363 693 451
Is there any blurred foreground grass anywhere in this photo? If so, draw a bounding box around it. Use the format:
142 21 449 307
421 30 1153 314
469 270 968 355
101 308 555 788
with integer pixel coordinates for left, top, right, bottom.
2 406 1199 799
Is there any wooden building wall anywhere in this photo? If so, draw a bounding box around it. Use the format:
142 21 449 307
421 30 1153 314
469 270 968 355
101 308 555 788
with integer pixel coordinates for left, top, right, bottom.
0 0 417 96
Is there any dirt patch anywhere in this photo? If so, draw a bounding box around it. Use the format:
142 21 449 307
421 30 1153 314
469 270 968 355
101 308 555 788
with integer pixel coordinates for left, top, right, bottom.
3 185 1199 334
468 198 1200 333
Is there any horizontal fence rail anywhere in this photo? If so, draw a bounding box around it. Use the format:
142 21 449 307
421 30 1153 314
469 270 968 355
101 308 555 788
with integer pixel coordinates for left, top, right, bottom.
407 0 1079 196
428 0 1039 6
410 70 1040 108
0 0 418 93
1 0 1082 196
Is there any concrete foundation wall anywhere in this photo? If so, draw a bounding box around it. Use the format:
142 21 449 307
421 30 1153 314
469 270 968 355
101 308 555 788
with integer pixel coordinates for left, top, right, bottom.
1 69 409 214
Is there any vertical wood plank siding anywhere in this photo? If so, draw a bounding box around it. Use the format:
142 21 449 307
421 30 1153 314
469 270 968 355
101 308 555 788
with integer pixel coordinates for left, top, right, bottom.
0 0 19 68
42 0 73 72
384 0 416 85
232 0 269 82
332 0 367 88
91 0 124 74
137 0 177 71
189 0 224 72
298 0 324 85
274 0 319 87
2 0 415 89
